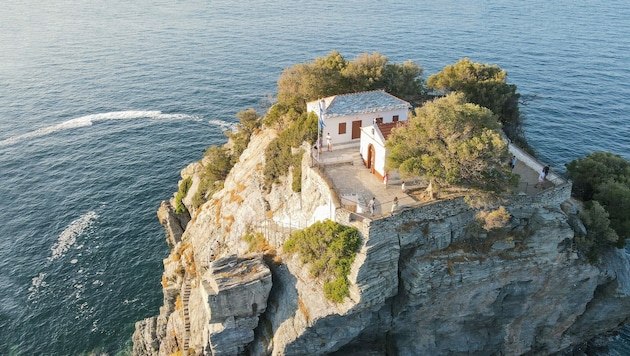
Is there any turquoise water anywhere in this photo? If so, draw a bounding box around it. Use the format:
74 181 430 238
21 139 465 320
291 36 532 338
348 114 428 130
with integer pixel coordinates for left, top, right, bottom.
1 1 629 355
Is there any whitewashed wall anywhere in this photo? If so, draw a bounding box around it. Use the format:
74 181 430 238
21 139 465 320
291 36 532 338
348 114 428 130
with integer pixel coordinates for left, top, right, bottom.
307 105 408 146
360 125 388 179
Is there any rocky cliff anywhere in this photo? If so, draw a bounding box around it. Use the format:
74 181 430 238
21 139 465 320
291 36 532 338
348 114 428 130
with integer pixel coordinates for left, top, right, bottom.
133 128 630 355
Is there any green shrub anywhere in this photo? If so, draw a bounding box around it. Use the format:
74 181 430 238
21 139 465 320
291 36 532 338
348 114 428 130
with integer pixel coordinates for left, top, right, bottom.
291 152 303 192
284 220 361 303
263 112 317 191
174 177 192 214
577 201 619 263
243 232 271 253
324 277 351 303
566 151 630 247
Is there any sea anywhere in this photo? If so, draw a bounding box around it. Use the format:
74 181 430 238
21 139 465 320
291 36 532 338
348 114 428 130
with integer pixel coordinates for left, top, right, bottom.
0 1 628 355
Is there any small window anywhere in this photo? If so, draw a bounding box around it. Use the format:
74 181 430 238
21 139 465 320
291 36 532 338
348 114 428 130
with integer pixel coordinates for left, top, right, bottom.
393 115 399 122
375 117 383 124
339 122 346 135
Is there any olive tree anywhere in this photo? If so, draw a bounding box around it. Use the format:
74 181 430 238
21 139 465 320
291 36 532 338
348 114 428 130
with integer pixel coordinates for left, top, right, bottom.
427 58 524 147
386 92 517 193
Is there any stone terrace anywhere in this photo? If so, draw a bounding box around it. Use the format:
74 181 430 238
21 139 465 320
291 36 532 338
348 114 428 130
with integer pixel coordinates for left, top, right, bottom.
311 141 567 220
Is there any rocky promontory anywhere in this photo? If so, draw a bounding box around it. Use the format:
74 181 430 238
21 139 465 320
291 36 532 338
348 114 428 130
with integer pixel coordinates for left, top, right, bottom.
133 128 630 355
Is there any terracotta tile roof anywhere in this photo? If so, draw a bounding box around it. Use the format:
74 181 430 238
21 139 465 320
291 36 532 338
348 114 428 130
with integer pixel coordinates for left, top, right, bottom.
377 121 407 140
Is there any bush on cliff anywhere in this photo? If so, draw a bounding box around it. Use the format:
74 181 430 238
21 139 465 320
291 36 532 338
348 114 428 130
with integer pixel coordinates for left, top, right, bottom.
576 200 619 263
284 220 361 303
263 111 317 192
192 145 232 208
175 177 192 214
566 151 630 250
188 109 262 209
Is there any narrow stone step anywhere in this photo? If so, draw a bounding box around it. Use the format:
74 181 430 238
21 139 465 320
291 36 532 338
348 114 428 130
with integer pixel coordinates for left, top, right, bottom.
182 280 192 356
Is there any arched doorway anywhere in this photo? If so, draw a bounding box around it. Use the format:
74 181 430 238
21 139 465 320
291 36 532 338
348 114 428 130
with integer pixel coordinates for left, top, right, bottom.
367 144 375 173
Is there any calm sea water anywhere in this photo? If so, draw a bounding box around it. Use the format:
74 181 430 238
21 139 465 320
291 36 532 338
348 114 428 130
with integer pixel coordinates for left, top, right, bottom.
1 1 629 355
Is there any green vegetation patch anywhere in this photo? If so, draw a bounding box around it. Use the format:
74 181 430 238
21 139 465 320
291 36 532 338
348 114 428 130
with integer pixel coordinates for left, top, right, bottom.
567 151 630 260
386 93 518 193
284 220 361 303
186 109 261 211
427 57 526 150
263 112 316 192
174 176 192 214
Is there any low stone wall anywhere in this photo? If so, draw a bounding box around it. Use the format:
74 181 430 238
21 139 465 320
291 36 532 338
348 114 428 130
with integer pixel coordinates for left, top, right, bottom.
508 182 572 209
304 146 341 210
509 142 565 185
339 181 572 254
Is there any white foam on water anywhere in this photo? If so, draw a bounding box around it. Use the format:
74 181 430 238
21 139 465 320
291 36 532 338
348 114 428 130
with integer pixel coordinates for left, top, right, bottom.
49 211 98 262
208 119 237 131
123 298 139 305
0 110 198 147
27 272 48 301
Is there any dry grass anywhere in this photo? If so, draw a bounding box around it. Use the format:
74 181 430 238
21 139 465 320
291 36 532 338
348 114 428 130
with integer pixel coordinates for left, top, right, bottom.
214 202 222 227
297 297 310 322
223 215 235 233
228 190 244 204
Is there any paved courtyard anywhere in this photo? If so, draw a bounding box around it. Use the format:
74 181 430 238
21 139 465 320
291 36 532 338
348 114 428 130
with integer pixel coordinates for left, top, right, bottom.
312 142 557 220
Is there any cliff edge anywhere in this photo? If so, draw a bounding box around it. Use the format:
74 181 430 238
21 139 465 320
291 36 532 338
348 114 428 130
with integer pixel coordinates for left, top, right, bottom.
133 128 630 355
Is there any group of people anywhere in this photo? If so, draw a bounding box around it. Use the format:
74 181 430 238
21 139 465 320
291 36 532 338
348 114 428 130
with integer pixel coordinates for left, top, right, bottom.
367 195 401 217
365 175 407 217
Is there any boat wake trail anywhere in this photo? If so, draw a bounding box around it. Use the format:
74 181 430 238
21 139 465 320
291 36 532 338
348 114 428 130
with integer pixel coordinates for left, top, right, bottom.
0 110 197 147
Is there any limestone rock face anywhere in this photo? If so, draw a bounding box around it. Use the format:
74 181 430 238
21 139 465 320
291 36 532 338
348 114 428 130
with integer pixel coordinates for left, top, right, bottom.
204 255 273 355
133 128 630 356
157 200 189 249
133 317 159 356
389 207 601 355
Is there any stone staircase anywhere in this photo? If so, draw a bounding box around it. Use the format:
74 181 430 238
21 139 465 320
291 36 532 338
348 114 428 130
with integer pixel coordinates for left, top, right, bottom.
182 280 191 356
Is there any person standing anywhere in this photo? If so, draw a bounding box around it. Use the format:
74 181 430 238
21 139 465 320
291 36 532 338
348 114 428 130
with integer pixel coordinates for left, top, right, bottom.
401 181 406 194
326 132 332 151
384 172 389 188
510 156 517 170
536 167 546 189
391 196 399 213
368 197 376 217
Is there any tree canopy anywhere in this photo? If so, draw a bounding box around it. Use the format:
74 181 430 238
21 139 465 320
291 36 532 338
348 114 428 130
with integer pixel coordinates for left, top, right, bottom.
566 151 630 249
275 51 424 118
427 58 524 147
386 93 517 193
